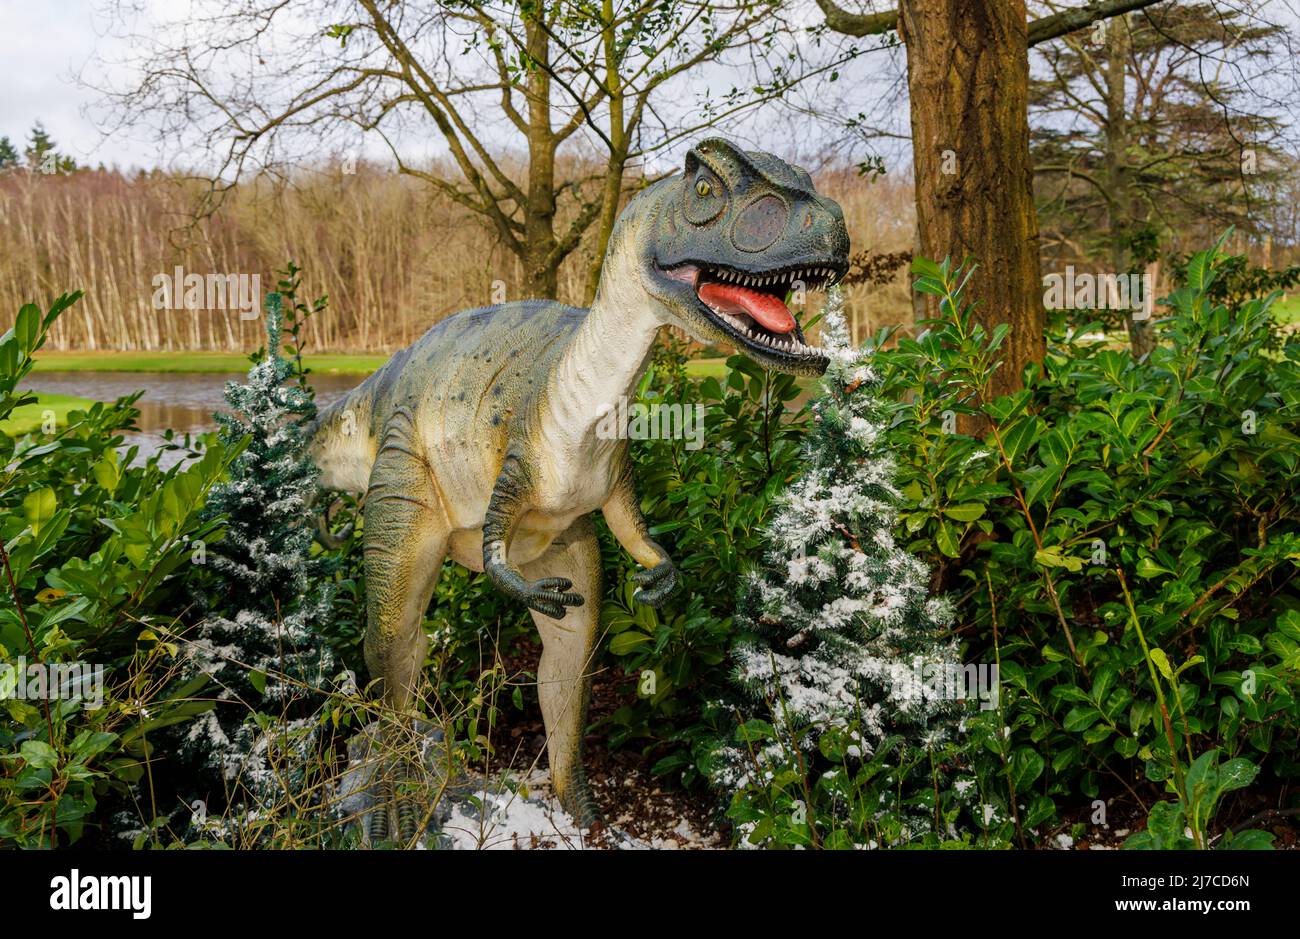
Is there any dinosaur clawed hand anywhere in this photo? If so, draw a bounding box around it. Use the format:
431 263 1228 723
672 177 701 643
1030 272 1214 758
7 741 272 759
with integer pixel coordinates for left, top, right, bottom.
522 576 585 619
632 558 678 607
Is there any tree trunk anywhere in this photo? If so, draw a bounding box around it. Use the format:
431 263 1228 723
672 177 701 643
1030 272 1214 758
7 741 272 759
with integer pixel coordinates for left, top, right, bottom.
898 0 1044 400
1102 14 1154 357
523 16 561 300
585 0 629 303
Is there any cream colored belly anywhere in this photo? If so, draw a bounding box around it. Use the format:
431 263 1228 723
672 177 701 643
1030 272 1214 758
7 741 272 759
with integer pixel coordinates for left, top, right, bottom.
446 510 587 573
441 441 624 572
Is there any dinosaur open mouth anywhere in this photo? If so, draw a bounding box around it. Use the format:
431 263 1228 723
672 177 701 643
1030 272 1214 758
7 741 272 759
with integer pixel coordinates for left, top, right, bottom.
662 262 840 365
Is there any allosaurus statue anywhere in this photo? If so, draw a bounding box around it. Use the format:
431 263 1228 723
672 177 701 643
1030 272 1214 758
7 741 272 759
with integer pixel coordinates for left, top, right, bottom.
309 137 849 840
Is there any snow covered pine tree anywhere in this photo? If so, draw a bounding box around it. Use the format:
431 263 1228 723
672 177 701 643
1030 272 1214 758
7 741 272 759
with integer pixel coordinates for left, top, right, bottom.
181 290 335 833
710 288 970 848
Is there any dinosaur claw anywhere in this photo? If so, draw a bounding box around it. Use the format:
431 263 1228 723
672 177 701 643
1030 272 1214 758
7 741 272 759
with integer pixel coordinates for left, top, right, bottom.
632 560 678 607
558 776 603 830
366 781 392 845
396 797 423 844
523 579 584 619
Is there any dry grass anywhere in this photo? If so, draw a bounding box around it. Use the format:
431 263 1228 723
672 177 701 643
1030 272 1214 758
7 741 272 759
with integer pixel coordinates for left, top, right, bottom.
0 162 916 353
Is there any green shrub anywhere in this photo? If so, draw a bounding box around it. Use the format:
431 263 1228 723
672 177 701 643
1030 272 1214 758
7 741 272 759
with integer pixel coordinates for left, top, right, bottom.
0 293 238 846
577 236 1297 849
868 238 1298 845
598 332 810 781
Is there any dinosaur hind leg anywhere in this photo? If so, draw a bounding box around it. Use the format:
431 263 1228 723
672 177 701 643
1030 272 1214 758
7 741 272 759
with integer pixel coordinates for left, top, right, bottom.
362 408 448 843
519 514 604 829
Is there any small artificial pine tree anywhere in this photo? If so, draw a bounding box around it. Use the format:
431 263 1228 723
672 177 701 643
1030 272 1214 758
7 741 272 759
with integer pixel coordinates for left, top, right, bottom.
710 287 967 843
181 289 335 824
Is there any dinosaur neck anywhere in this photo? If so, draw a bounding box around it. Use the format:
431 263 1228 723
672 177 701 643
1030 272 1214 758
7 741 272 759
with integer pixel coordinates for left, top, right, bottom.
542 239 665 451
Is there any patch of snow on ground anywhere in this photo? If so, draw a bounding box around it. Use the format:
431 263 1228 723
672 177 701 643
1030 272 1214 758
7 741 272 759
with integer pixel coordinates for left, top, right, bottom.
437 771 716 850
441 776 596 850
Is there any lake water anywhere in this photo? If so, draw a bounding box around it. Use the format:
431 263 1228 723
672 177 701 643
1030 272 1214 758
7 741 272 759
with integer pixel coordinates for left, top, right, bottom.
22 371 366 466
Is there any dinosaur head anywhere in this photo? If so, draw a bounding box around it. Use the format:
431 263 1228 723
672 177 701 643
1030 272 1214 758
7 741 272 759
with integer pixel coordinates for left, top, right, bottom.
637 138 849 376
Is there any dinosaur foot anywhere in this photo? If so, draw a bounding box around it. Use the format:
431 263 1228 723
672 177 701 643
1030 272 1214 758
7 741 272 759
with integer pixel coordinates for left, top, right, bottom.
363 762 433 846
394 782 425 844
342 720 449 847
364 779 393 843
558 778 605 832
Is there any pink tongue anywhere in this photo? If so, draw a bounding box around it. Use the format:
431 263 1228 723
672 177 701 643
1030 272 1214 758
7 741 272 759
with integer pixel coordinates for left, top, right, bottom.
698 282 797 334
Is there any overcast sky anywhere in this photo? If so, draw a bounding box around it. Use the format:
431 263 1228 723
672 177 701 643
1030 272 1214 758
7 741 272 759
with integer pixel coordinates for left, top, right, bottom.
0 0 913 175
3 0 1297 176
0 1 149 167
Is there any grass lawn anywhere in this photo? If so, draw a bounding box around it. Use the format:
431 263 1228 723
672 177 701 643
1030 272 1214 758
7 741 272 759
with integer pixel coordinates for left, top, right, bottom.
0 392 98 436
31 349 734 380
684 357 728 379
1271 294 1300 324
32 351 390 375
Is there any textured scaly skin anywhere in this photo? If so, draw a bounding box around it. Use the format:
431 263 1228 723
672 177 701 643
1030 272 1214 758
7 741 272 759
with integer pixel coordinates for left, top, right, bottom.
309 138 850 830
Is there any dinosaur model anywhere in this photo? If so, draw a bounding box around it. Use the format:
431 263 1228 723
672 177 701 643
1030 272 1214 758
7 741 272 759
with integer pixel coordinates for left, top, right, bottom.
309 137 850 839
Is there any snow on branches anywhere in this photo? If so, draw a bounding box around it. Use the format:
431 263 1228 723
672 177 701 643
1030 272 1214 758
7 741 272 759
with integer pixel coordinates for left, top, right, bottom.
712 288 964 804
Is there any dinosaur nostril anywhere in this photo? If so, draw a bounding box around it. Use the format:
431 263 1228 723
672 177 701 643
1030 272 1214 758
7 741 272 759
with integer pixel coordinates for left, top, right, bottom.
733 195 788 252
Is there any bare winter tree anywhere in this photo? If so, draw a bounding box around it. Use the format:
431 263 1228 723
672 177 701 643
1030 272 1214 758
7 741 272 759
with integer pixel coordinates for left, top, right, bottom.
92 0 861 301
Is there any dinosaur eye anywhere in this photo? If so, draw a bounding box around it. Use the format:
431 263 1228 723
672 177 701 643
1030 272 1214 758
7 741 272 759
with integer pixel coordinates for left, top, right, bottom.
685 169 726 225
